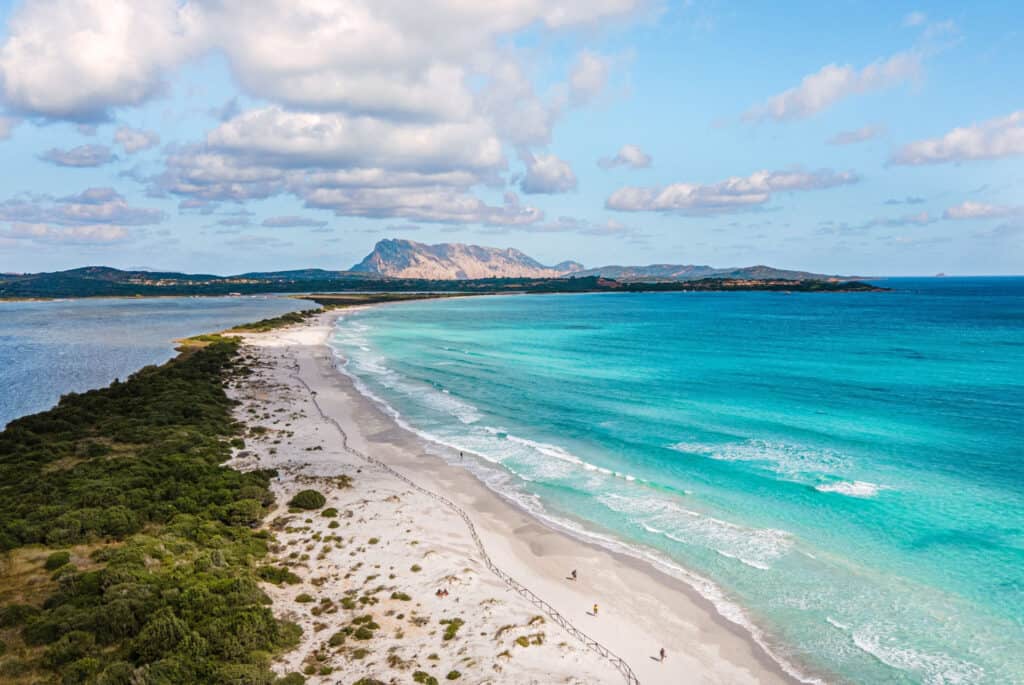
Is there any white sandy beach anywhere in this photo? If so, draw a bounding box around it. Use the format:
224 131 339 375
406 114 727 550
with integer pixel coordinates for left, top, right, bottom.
226 310 801 685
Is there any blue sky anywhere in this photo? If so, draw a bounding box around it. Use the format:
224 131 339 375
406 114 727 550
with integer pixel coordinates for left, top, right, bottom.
0 0 1022 275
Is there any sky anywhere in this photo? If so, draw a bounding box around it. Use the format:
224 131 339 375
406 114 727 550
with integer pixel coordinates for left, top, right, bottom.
0 1 1022 276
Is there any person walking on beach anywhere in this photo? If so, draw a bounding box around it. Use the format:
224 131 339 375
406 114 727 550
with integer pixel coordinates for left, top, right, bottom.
659 647 666 662
571 569 577 581
592 603 599 616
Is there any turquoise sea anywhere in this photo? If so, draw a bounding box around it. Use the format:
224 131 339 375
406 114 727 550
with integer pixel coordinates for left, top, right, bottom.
0 296 308 429
328 278 1024 684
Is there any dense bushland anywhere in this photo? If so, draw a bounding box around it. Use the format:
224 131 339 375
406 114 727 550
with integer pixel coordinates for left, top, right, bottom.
0 339 304 683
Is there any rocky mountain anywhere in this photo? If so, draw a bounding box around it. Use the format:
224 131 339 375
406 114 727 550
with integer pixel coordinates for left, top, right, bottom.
350 239 582 279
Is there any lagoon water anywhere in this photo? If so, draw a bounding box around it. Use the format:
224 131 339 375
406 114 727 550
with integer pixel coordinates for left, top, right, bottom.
0 296 308 429
329 279 1024 684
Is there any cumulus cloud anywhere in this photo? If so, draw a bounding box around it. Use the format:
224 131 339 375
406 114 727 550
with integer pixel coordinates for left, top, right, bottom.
0 0 202 121
0 0 639 122
0 1 645 229
115 126 160 153
154 107 542 226
744 51 921 122
889 110 1024 165
0 186 163 244
827 124 886 145
598 144 652 169
943 201 1023 220
606 168 858 214
39 144 116 167
261 216 329 228
208 106 503 173
519 152 577 194
569 50 611 104
302 187 542 226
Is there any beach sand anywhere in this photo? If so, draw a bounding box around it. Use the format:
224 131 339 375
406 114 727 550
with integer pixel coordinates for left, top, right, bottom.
227 311 803 684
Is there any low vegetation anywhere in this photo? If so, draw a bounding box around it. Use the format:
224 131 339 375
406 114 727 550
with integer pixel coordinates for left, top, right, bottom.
288 489 327 510
0 338 304 683
229 310 318 333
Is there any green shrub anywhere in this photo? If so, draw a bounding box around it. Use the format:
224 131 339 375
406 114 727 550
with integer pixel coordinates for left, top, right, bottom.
391 592 412 601
45 550 72 570
288 490 326 510
257 565 301 585
275 674 306 685
413 671 439 685
440 618 464 641
0 657 31 678
295 593 315 603
0 338 300 684
320 508 338 518
410 564 422 572
446 671 462 681
0 603 40 627
353 679 385 685
43 630 95 667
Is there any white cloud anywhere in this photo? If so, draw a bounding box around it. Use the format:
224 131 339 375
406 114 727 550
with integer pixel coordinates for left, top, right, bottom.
598 144 652 169
0 186 162 244
39 144 116 167
569 50 611 104
943 201 1023 220
115 126 160 153
606 168 858 214
890 111 1024 165
477 59 563 147
744 51 921 122
0 0 201 120
303 187 542 226
207 106 504 173
0 0 640 122
1 223 129 243
519 152 577 194
1 1 645 230
827 124 886 145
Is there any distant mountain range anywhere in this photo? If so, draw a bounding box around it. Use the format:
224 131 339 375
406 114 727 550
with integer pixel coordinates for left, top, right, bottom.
351 238 582 279
0 239 873 299
351 239 844 281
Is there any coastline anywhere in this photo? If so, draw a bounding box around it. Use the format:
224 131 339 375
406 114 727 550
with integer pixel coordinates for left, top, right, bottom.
233 308 810 684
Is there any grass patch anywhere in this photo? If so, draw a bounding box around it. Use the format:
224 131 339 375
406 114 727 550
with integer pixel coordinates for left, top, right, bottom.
439 618 464 641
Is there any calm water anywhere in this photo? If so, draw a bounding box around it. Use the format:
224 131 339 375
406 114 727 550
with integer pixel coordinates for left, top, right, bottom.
329 279 1024 684
0 296 309 428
